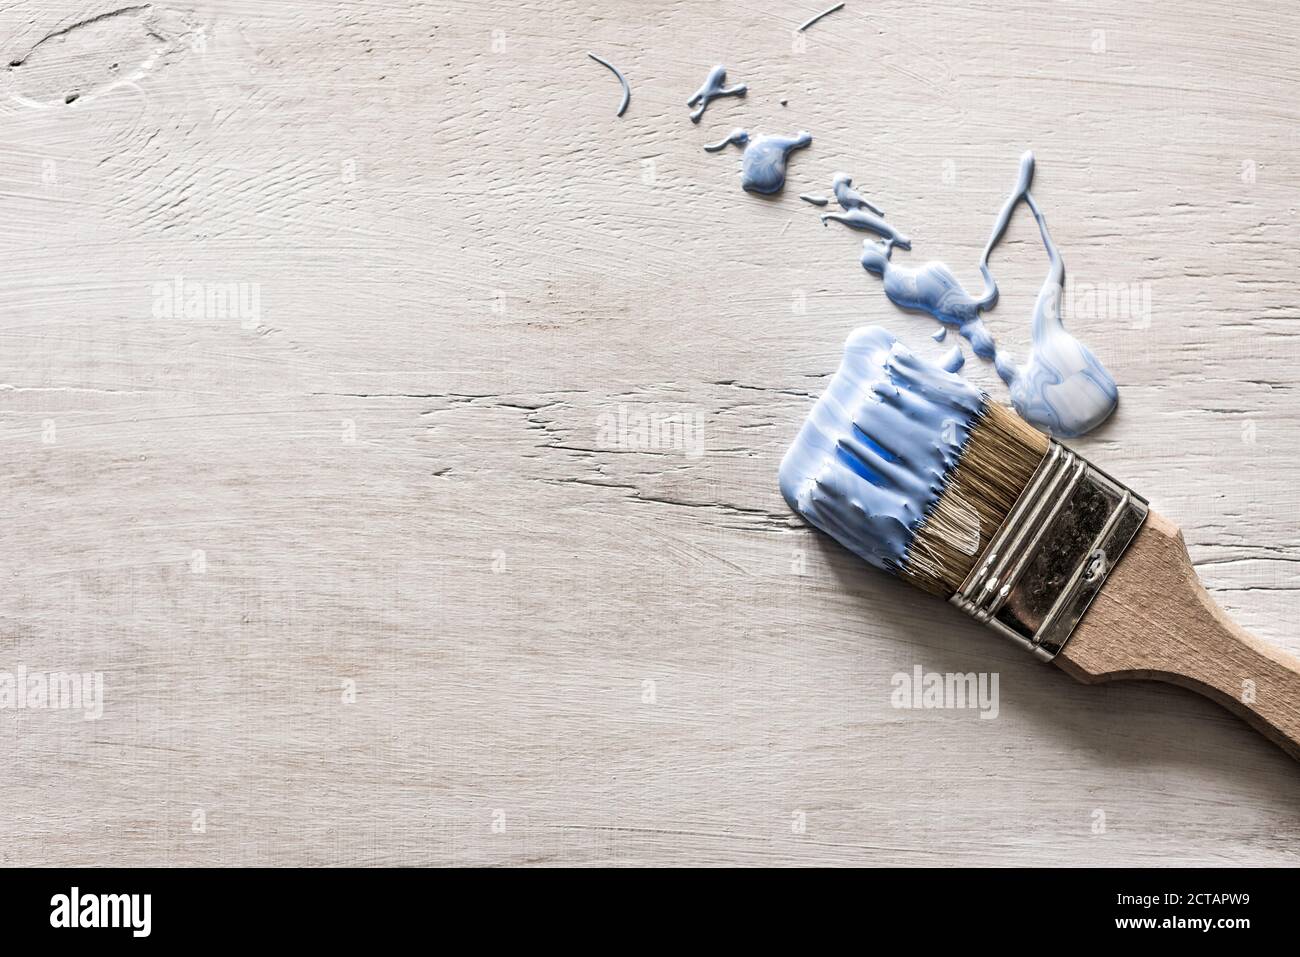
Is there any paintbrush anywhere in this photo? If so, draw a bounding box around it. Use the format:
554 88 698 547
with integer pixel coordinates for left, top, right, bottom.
780 326 1300 759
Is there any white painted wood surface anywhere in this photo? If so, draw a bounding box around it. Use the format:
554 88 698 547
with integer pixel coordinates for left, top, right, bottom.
1 0 1297 867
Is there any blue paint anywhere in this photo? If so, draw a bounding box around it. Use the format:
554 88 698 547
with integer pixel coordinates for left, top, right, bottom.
982 153 1119 437
778 326 983 575
849 153 1018 354
586 52 630 117
824 209 911 250
800 193 829 206
741 132 812 193
703 128 749 153
931 327 947 342
940 345 964 373
853 152 1118 437
822 172 910 249
798 2 845 31
859 241 1005 374
687 65 746 123
832 173 884 216
705 129 812 194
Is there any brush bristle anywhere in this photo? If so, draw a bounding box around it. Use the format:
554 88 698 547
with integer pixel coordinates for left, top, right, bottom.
901 401 1050 596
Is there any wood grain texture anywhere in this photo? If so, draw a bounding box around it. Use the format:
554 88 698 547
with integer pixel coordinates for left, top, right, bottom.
1060 512 1300 761
1 0 1298 867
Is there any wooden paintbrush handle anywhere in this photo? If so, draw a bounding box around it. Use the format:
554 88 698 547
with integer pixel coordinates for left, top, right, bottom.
1056 511 1300 760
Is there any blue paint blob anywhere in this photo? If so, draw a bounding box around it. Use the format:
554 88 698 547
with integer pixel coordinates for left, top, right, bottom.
859 240 1003 368
822 172 910 249
687 65 746 123
931 327 947 342
940 345 965 372
832 173 884 216
778 326 984 575
706 129 812 194
984 155 1119 437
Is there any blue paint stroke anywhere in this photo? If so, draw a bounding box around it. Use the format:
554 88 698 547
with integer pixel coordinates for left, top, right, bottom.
587 52 629 117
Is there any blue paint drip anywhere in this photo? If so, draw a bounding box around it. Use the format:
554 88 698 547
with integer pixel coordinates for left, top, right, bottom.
832 173 884 216
985 158 1119 437
687 65 746 123
705 129 812 194
822 172 910 250
854 152 1119 437
778 326 983 575
797 2 845 32
586 52 630 117
703 128 749 153
859 241 1002 369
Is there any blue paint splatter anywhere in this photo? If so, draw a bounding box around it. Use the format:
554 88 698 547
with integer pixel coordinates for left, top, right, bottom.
687 65 746 123
705 129 812 195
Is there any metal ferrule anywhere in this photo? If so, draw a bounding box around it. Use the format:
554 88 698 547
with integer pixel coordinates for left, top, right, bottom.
949 441 1149 661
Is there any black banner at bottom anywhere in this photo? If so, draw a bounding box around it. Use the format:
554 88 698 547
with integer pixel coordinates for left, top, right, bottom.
0 867 1284 943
